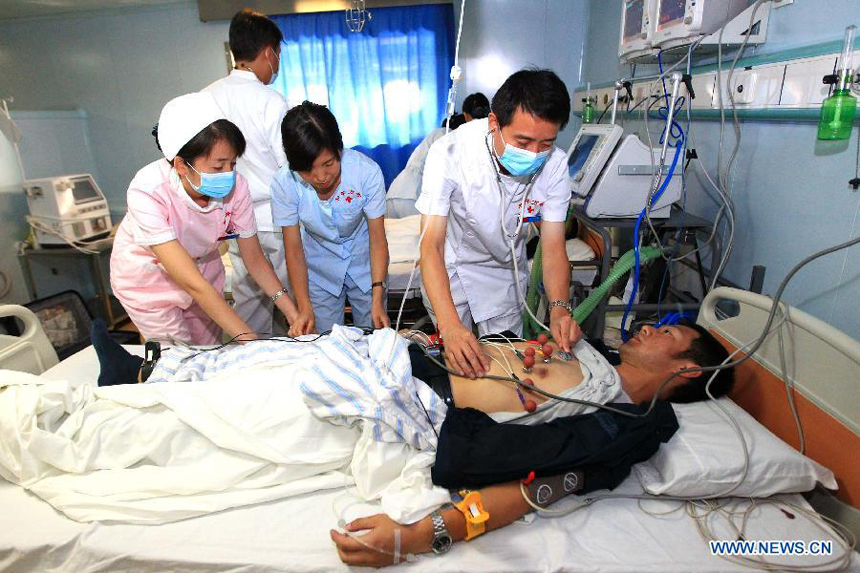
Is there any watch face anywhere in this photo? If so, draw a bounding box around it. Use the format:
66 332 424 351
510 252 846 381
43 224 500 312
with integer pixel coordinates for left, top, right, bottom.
432 533 453 554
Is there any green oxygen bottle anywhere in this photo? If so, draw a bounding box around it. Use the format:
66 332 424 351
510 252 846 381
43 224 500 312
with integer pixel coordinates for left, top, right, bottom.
582 97 595 124
582 82 595 124
818 25 857 141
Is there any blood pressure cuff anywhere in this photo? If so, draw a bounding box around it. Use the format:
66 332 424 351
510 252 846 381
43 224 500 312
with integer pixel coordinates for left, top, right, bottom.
431 401 679 493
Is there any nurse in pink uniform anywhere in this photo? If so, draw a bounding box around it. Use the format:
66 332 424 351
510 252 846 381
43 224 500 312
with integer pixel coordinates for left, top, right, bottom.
111 92 304 345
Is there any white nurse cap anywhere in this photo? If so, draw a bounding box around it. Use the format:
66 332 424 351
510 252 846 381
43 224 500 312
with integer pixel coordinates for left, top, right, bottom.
156 92 228 161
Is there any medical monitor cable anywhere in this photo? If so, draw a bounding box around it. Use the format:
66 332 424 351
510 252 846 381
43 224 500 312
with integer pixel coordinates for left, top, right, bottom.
25 214 103 255
165 329 337 362
635 38 735 307
709 0 769 290
639 37 730 269
619 131 685 342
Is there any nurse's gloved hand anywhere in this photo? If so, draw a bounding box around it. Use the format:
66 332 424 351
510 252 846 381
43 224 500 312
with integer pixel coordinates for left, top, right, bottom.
441 323 490 379
549 308 583 354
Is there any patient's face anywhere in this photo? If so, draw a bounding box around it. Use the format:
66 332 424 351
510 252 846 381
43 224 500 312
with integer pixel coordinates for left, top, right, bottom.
619 325 699 369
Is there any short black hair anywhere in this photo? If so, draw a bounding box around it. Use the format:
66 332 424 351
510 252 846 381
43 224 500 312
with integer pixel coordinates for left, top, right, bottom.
156 119 246 165
462 92 490 119
666 321 736 403
281 101 344 172
229 9 283 62
491 69 571 130
441 113 467 130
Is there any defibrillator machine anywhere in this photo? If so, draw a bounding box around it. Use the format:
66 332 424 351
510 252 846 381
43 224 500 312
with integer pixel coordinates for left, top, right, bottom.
24 174 112 247
567 124 682 219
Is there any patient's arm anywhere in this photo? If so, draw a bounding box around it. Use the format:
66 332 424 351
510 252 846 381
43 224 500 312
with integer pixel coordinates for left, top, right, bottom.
331 481 529 567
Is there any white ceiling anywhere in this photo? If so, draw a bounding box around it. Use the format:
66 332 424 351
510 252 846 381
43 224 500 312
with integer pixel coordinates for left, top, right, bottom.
0 0 189 21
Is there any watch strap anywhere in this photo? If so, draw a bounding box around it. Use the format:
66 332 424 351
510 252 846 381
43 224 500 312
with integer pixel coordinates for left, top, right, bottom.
430 508 452 554
270 287 289 303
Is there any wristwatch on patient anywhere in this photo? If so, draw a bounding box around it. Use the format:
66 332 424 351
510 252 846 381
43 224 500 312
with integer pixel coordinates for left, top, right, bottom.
371 281 387 291
429 508 453 555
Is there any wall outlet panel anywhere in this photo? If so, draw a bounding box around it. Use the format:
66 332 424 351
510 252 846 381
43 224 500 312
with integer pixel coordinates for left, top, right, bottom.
575 46 859 121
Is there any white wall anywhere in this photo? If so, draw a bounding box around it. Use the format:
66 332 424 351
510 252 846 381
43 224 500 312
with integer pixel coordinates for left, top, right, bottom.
452 0 589 150
0 1 230 213
0 1 230 304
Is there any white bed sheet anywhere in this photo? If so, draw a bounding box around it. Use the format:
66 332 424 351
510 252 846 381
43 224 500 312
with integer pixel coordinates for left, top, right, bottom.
0 347 855 573
386 215 422 296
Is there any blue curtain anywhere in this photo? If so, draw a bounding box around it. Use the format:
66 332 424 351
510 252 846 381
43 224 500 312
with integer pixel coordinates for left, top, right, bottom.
271 4 454 188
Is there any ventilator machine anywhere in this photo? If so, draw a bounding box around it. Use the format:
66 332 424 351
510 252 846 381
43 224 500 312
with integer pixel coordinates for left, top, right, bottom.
24 174 112 247
566 122 682 219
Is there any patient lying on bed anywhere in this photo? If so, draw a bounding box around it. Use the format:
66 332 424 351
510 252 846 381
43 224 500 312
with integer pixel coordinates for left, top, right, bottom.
89 320 734 566
94 320 733 413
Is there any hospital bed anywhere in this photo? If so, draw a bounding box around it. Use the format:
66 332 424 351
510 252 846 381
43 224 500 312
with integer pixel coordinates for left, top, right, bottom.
0 288 858 572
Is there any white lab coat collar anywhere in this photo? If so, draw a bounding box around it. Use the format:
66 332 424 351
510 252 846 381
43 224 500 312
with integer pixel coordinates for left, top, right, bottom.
228 68 264 85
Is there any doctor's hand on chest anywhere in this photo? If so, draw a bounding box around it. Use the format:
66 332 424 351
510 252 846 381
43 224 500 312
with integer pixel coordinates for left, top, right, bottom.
440 322 490 379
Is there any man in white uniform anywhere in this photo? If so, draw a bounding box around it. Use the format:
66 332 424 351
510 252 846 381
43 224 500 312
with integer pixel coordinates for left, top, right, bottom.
203 9 291 335
417 69 581 378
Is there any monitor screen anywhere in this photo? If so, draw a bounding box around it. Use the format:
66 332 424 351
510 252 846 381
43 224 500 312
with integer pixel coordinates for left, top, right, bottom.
658 0 686 30
71 178 100 204
568 134 600 179
623 0 645 43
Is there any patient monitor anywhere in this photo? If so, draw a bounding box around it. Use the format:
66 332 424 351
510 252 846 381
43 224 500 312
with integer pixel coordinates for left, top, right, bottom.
24 174 112 247
619 0 657 63
653 0 748 51
567 124 682 219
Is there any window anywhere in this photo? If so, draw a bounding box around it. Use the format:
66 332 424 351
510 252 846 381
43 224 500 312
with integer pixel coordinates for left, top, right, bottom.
271 4 455 186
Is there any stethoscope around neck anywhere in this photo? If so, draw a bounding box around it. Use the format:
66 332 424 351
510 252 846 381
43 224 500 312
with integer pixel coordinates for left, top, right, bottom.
484 129 540 242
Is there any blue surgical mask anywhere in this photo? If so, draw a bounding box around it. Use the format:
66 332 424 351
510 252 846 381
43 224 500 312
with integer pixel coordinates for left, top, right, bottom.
496 130 550 177
185 163 235 199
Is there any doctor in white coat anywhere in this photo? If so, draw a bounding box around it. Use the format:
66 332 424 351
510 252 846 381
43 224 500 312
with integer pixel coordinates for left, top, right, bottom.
417 70 582 378
203 9 295 335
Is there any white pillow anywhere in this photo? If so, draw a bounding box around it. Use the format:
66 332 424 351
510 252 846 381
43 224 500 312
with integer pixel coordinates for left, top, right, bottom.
632 397 837 498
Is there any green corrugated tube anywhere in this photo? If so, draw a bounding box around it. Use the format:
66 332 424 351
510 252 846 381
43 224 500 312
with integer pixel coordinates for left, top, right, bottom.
523 246 663 337
523 241 543 339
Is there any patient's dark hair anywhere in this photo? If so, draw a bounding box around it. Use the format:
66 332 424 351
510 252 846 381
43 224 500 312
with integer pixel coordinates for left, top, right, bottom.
463 92 490 119
153 120 246 165
230 9 283 62
282 101 344 172
666 320 735 403
491 69 570 129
